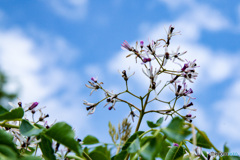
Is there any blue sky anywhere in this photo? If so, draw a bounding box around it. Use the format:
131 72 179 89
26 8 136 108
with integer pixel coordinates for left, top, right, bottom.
0 0 240 153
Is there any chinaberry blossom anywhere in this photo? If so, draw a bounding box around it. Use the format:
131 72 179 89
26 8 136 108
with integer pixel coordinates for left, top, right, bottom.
104 90 118 110
85 80 100 96
170 82 195 99
166 25 180 46
171 46 187 62
121 40 133 51
83 100 97 115
142 67 161 90
140 40 144 48
118 68 135 81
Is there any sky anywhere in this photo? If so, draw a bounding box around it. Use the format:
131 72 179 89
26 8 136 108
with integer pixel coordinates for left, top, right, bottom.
0 0 240 153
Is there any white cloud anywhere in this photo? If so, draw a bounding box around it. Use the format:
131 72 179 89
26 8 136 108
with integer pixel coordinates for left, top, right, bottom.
47 0 88 20
0 27 87 135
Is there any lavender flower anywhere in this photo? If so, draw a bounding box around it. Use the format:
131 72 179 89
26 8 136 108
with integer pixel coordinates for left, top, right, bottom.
140 40 144 48
173 143 179 147
121 40 133 51
28 102 39 110
171 46 187 62
104 90 118 110
91 77 98 83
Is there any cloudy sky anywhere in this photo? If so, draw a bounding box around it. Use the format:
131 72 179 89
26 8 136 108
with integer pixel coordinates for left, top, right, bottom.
0 0 240 153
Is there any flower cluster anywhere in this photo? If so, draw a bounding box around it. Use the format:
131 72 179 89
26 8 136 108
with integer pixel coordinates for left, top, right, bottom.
84 25 199 125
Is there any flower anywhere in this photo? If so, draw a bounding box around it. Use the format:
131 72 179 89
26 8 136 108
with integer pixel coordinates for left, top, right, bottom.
118 68 135 81
104 90 118 110
140 40 144 48
121 40 133 51
83 100 97 115
142 67 161 90
85 80 100 96
156 47 171 66
173 143 179 147
91 77 98 83
166 25 181 46
171 46 187 62
28 102 39 110
128 109 139 122
145 39 161 55
170 82 195 99
177 59 199 83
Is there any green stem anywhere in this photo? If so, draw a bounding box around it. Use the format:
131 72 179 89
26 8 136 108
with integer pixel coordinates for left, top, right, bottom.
0 122 19 129
182 141 191 154
116 98 140 111
126 90 140 99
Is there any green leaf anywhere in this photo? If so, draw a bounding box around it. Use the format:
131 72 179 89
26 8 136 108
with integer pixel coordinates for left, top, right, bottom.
0 144 18 159
146 117 164 128
0 129 19 154
0 105 9 114
224 143 230 152
147 121 159 128
45 122 82 156
159 138 171 159
228 156 240 160
89 151 109 160
189 131 212 149
93 145 111 160
0 107 24 121
128 136 140 153
111 151 127 160
162 117 191 143
122 131 144 150
39 135 56 160
83 135 99 145
165 146 184 160
140 137 160 160
20 120 44 136
156 117 164 126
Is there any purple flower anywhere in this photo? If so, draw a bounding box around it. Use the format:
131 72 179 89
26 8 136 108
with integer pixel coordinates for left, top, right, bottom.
172 46 187 62
85 81 100 96
29 102 39 110
91 77 98 83
121 40 133 51
140 40 144 48
142 57 151 63
173 143 179 147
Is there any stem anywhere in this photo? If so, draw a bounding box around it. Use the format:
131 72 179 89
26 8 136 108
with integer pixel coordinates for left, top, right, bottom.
0 122 19 129
135 93 150 132
125 81 128 90
145 108 173 114
116 140 122 154
126 90 140 99
182 141 191 154
116 98 140 111
83 151 92 160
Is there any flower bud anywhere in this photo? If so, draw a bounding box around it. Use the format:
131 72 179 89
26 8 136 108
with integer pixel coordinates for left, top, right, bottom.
140 41 144 48
173 143 179 147
29 102 39 110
